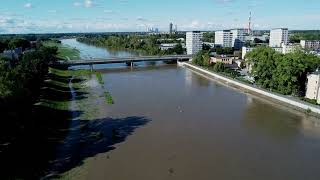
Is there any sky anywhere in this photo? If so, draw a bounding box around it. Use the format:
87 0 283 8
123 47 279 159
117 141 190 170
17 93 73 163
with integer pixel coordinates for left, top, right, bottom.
0 0 320 34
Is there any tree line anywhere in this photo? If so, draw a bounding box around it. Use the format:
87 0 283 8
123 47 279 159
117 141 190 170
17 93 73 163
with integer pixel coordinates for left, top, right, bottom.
77 34 185 55
246 47 320 96
0 38 58 140
290 30 320 43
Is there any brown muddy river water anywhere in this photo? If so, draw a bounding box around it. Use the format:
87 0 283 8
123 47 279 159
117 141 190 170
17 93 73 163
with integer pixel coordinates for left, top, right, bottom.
69 65 320 180
58 39 320 180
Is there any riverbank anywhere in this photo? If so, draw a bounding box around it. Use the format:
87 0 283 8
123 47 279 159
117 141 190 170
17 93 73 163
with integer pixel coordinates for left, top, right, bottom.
43 41 80 60
179 62 320 116
42 67 119 179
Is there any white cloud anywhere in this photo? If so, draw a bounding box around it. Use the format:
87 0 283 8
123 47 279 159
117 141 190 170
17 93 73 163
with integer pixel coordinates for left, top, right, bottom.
24 3 33 8
73 0 95 8
84 0 94 8
73 2 82 7
136 16 148 22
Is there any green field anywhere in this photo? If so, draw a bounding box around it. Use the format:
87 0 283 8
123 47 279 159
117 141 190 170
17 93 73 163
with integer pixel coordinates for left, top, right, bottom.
43 41 80 60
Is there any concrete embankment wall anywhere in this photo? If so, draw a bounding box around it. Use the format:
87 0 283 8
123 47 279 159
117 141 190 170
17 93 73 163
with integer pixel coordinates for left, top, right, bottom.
179 62 320 115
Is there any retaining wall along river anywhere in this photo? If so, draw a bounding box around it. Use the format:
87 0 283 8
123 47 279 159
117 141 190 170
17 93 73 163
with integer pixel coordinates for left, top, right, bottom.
179 62 320 115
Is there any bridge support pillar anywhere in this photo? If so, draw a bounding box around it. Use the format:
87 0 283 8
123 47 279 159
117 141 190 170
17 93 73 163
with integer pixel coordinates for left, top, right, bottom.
90 64 94 72
131 61 133 68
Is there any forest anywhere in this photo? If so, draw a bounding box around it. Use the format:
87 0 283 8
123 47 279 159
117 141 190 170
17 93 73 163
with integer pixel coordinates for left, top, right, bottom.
77 34 185 55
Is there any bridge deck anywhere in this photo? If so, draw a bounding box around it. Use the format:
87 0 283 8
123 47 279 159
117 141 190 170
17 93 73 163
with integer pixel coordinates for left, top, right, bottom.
55 55 192 66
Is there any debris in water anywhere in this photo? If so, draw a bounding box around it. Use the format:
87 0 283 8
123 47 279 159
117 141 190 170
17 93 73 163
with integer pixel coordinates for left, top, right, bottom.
168 168 175 174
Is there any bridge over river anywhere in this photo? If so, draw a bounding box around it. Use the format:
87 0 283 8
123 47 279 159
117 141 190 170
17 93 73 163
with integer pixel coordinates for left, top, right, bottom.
55 55 193 68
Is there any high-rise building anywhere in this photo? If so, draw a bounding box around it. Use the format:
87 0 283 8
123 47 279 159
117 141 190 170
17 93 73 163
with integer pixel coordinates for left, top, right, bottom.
186 31 203 55
169 23 173 34
269 28 288 47
215 30 233 48
231 29 246 49
306 71 320 104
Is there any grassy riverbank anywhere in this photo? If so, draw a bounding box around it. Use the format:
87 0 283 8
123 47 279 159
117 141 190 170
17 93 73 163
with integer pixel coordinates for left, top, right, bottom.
43 41 80 60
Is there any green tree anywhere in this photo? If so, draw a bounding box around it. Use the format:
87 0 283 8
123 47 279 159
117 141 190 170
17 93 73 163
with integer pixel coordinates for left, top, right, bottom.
213 62 225 72
192 51 205 66
246 47 281 89
246 47 320 96
192 50 210 66
215 47 234 55
203 32 215 43
8 38 31 50
0 40 9 52
202 53 211 67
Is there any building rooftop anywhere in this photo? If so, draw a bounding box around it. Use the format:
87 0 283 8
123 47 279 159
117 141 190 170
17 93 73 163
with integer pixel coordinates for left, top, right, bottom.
188 31 201 33
271 28 288 30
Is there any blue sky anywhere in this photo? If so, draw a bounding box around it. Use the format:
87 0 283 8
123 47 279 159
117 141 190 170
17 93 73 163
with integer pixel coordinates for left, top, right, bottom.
0 0 319 34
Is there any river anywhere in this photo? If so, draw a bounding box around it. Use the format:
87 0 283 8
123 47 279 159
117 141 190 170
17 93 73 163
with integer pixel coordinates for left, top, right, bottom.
60 39 320 180
62 38 139 59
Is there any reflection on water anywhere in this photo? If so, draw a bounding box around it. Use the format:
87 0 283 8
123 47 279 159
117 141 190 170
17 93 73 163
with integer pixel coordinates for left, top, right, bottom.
243 97 301 140
77 66 320 180
61 39 139 59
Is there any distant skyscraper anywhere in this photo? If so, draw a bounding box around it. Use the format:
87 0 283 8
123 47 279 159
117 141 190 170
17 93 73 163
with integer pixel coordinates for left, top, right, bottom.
186 31 203 55
175 25 178 32
169 23 173 34
269 28 288 47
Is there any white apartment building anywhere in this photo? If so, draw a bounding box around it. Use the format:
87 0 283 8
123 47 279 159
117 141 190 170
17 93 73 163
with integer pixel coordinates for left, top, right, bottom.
215 30 233 48
301 40 320 50
231 29 246 49
186 31 203 55
305 72 320 104
269 28 289 47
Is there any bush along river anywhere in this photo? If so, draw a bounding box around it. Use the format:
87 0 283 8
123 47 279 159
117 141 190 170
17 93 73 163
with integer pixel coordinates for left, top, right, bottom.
3 39 320 180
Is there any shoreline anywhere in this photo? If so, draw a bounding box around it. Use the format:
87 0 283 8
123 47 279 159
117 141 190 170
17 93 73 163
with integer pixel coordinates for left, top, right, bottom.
179 61 320 117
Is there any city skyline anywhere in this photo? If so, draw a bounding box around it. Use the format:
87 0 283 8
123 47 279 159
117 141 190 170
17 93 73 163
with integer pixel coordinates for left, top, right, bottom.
1 0 320 34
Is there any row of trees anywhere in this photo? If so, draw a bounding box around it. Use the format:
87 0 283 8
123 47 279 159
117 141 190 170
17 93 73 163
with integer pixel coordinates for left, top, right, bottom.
203 32 215 43
290 30 320 43
0 38 32 53
77 35 185 55
0 39 58 134
246 47 320 96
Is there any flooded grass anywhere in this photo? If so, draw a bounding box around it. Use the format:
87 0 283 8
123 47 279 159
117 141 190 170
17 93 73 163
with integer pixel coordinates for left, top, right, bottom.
104 91 114 104
94 71 114 105
95 72 104 85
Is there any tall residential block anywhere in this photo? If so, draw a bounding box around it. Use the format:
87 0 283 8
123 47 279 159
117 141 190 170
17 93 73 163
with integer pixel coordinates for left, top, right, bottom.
215 30 233 48
186 31 203 55
231 29 246 49
269 28 288 47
